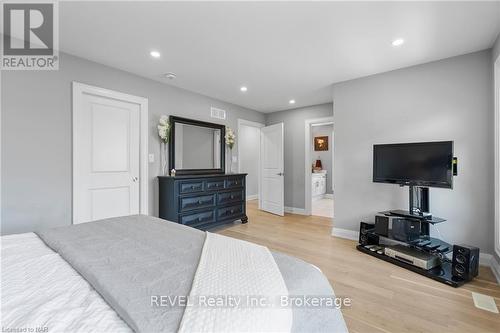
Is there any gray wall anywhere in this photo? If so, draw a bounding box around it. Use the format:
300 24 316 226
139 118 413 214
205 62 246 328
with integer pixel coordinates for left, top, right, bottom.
332 50 494 254
1 52 265 235
494 35 500 262
239 124 260 198
266 103 333 209
493 33 500 63
311 124 333 194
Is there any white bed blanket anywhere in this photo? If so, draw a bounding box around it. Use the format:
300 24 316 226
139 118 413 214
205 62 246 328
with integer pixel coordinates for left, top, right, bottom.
0 233 131 333
179 232 293 333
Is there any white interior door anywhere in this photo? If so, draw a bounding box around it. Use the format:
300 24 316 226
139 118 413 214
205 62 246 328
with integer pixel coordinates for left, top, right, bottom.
260 123 284 216
73 86 143 224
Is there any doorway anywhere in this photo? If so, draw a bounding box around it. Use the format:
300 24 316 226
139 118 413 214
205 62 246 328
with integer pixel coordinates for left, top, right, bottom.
237 119 265 206
72 82 149 224
305 117 334 218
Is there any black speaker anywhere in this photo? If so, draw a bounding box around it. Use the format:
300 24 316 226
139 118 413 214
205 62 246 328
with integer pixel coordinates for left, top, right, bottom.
374 215 389 237
359 222 379 246
452 244 479 281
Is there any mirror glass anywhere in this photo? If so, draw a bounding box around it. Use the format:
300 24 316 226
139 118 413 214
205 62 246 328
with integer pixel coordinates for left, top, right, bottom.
174 123 222 170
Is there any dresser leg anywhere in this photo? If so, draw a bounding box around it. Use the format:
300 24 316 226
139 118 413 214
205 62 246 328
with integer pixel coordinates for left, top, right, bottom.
241 216 248 224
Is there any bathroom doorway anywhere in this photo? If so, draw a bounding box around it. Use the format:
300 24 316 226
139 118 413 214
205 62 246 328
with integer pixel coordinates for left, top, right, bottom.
304 117 334 218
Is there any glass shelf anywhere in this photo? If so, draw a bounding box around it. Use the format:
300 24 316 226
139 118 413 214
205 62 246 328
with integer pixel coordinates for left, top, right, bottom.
357 245 464 288
369 229 453 255
379 210 447 224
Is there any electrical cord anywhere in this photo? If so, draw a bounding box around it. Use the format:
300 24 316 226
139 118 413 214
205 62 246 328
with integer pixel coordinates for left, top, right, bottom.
432 224 446 243
405 224 452 262
430 224 453 263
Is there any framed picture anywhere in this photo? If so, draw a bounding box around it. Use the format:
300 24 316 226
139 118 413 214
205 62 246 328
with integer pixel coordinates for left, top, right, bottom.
314 136 328 151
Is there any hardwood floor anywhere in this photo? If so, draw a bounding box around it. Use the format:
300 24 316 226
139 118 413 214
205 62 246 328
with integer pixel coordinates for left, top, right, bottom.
312 197 334 218
216 200 500 333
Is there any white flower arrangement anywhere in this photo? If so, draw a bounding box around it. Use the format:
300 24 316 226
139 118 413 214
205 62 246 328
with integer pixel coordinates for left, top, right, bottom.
157 115 170 143
225 127 236 149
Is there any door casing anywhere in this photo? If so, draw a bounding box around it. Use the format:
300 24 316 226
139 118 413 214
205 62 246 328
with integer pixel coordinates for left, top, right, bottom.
237 119 265 207
304 116 334 216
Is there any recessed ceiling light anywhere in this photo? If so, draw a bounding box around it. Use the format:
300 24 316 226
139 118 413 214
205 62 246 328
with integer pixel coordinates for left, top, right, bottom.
392 38 405 47
164 72 177 80
289 99 296 104
240 86 248 92
150 50 161 58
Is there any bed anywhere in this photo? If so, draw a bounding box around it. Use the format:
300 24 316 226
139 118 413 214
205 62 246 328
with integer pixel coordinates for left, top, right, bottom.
1 215 348 332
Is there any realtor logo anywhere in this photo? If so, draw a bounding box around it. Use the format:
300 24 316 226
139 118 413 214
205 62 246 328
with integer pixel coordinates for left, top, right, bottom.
1 1 59 70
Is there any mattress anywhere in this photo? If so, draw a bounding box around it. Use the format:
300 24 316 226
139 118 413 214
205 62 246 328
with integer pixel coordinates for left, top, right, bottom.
1 232 131 332
1 216 348 333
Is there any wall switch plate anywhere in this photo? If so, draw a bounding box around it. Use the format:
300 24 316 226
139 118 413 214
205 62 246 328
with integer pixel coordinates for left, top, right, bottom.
148 154 155 163
452 157 458 176
232 156 237 163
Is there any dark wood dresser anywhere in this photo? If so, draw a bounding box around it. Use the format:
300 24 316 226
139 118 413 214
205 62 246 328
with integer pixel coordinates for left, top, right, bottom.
158 173 248 230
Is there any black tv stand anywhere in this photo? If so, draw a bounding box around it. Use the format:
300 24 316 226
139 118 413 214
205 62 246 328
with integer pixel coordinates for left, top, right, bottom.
383 210 446 224
357 209 467 287
357 244 465 287
408 184 429 216
389 209 432 219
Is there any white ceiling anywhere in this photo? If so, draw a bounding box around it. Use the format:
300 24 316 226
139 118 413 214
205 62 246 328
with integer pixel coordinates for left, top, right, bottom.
58 1 500 112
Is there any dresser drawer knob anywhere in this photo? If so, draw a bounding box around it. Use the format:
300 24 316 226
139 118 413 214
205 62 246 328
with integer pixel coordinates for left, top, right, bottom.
230 209 234 214
197 200 202 204
230 195 234 199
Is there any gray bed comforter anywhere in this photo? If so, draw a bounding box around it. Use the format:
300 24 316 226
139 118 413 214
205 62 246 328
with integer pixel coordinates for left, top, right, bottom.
37 215 347 333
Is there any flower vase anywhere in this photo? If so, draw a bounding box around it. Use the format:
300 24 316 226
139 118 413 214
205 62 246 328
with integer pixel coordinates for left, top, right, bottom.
160 142 168 176
228 148 233 174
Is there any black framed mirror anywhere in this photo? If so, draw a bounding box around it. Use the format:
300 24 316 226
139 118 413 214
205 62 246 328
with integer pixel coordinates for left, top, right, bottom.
168 116 226 175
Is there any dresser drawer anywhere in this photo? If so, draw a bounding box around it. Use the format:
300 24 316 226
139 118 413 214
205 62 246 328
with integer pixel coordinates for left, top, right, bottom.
180 209 215 226
218 204 244 220
159 174 247 229
205 180 225 191
226 177 243 189
180 194 216 212
218 190 244 205
179 181 204 194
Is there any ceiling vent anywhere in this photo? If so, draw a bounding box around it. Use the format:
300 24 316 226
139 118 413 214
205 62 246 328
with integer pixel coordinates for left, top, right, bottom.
210 107 226 120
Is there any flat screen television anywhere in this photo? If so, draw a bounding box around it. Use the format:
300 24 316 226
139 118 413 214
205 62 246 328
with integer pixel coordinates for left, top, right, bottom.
373 141 453 189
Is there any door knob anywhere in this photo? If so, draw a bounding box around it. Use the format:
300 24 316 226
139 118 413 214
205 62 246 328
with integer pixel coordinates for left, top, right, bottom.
277 172 284 176
132 176 138 182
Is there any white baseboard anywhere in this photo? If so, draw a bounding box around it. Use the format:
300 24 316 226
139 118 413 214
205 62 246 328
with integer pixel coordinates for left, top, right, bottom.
331 227 500 284
331 227 359 240
246 194 258 201
483 254 500 284
312 194 334 201
284 206 307 215
479 253 492 266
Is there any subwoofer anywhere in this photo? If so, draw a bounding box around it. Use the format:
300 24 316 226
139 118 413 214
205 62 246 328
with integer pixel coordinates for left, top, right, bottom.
452 244 479 281
392 218 421 242
359 222 378 246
